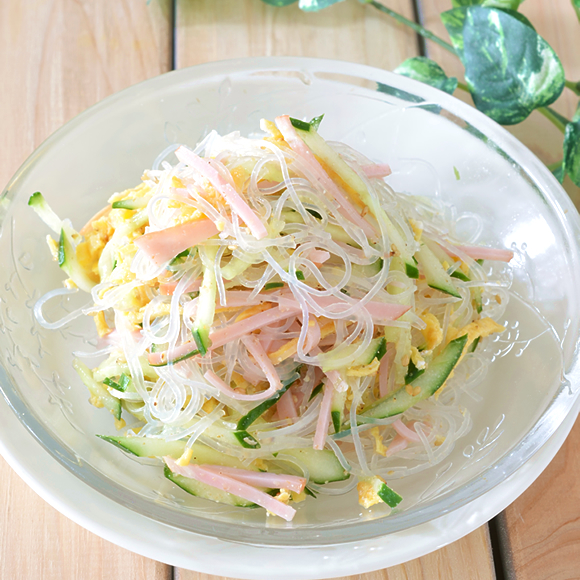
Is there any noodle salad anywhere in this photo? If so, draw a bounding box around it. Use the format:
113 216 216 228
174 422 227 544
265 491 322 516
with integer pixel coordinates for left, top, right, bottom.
29 115 513 521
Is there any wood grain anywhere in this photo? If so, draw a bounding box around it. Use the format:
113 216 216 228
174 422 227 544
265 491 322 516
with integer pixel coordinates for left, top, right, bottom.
175 0 418 69
418 0 580 205
0 0 172 578
499 417 580 580
176 526 494 580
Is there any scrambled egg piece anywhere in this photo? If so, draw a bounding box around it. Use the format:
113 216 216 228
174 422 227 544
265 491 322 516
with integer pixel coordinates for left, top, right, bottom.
46 235 59 261
369 426 387 457
260 118 284 142
291 490 306 503
408 218 423 242
92 311 110 338
236 302 273 322
77 213 114 279
410 346 426 370
251 458 269 471
447 317 505 349
420 312 443 351
357 476 386 509
275 489 292 505
347 357 381 377
202 397 219 414
108 181 150 205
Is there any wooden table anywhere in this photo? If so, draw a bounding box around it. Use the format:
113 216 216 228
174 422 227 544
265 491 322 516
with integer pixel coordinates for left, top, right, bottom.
1 1 579 578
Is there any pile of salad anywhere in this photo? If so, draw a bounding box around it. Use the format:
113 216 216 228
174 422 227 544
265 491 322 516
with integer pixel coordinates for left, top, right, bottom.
30 115 512 521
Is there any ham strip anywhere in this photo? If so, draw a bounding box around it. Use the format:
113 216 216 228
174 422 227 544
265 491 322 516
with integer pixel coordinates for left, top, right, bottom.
275 115 377 240
379 344 395 398
277 294 409 323
135 219 218 267
147 305 300 365
159 278 202 296
392 419 421 442
202 464 306 494
446 244 514 263
277 387 298 421
176 147 268 240
313 380 334 450
361 163 392 178
165 458 296 521
241 334 282 391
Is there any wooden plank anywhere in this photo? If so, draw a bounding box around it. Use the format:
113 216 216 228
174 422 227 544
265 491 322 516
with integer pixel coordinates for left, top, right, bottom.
176 526 494 580
499 417 580 580
175 0 418 69
418 0 580 205
175 2 495 578
0 458 170 580
0 0 172 578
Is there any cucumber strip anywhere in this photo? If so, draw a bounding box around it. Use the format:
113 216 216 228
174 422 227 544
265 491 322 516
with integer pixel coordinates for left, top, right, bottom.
361 334 468 419
309 382 324 401
28 192 63 234
164 465 256 507
320 337 386 372
103 376 126 392
192 244 218 354
233 430 261 449
469 336 480 353
472 286 483 314
295 270 305 281
450 269 470 282
415 243 461 298
404 360 425 385
58 227 97 292
221 256 252 281
352 258 383 279
360 476 402 508
295 128 417 275
236 372 301 431
280 448 349 484
264 282 284 290
94 358 158 383
97 435 252 469
331 389 348 433
73 359 122 420
111 198 148 210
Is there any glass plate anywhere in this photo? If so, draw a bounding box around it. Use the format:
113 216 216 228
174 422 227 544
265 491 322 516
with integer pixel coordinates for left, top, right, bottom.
1 57 580 546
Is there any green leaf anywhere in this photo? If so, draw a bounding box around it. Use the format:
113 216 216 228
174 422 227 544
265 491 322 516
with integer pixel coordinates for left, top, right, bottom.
394 57 458 95
442 7 565 125
563 104 580 187
451 0 525 8
573 0 580 21
298 0 343 9
261 0 298 6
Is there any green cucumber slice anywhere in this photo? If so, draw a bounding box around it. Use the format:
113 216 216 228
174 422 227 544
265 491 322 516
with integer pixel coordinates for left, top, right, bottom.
281 448 349 484
97 435 251 469
111 198 148 210
415 243 461 298
331 389 348 433
164 465 256 508
236 372 301 431
192 244 218 354
320 337 386 372
361 334 468 419
404 360 425 385
73 359 122 420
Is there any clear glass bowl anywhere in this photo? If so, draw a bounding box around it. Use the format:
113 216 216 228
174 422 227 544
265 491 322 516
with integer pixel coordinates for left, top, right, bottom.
2 57 580 547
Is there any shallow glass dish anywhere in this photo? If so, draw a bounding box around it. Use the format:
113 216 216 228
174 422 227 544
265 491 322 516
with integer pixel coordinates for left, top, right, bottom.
1 57 580 548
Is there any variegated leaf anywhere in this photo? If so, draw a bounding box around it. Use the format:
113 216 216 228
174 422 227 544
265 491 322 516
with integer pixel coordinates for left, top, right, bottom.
395 57 458 95
442 7 564 125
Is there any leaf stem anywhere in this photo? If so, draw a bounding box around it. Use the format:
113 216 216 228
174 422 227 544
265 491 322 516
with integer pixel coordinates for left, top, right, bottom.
565 80 580 96
361 0 456 56
547 160 563 172
456 81 469 93
537 106 569 134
